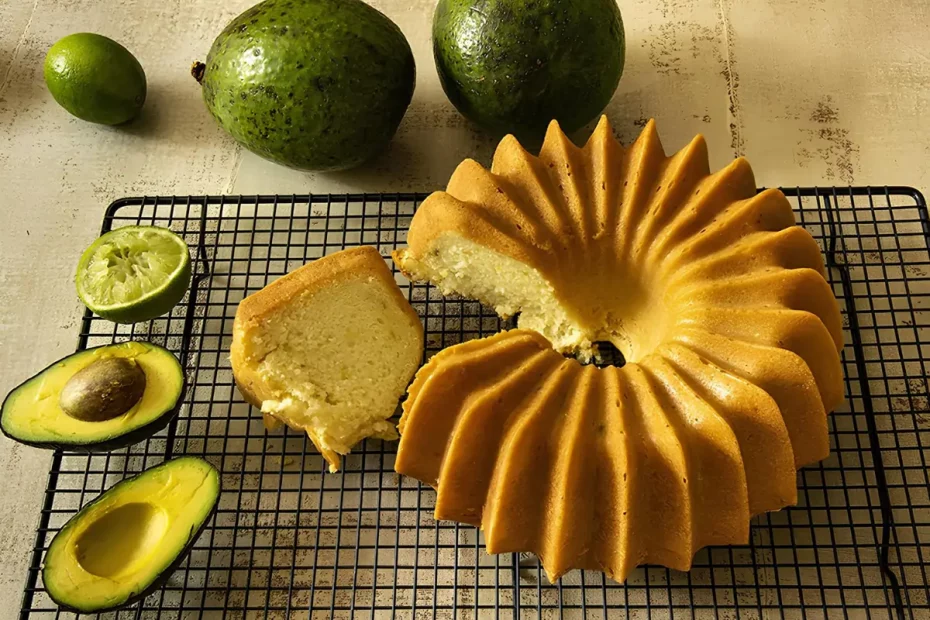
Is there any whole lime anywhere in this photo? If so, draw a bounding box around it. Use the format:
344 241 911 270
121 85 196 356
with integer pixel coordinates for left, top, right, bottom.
433 0 625 142
44 33 147 125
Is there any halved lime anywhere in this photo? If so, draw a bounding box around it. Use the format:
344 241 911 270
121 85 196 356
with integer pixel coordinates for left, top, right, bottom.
76 226 192 324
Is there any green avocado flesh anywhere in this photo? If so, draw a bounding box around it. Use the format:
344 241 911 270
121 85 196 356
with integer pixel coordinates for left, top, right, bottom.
1 342 184 450
200 0 416 171
43 457 220 613
433 0 625 141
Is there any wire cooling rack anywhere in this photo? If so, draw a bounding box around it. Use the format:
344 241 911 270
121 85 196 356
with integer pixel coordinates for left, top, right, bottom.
16 188 930 619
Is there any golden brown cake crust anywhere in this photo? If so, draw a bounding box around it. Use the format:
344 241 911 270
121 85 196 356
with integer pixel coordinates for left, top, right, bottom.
234 246 415 331
393 118 845 583
230 246 423 471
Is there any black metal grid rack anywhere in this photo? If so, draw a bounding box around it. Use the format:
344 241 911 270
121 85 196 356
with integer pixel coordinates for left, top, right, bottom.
17 188 930 619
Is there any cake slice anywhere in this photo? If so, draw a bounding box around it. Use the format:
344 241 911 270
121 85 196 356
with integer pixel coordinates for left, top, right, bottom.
231 246 424 472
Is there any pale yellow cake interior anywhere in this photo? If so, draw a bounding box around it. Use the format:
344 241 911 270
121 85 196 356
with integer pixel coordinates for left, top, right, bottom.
245 280 418 452
395 233 667 363
232 247 423 472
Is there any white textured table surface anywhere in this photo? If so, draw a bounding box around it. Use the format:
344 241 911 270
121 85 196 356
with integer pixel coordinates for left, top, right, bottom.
0 0 928 614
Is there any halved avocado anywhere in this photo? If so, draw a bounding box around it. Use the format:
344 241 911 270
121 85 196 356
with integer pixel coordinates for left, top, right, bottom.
1 341 185 451
42 456 220 613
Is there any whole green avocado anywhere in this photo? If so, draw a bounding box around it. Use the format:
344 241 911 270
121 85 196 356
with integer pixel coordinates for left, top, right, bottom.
196 0 415 171
433 0 625 141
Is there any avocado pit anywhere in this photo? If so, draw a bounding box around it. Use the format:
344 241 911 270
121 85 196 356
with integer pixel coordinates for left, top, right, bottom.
59 357 146 422
2 341 185 451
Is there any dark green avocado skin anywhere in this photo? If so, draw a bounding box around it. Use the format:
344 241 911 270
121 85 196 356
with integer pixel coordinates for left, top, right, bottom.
0 405 182 453
0 343 186 453
201 0 416 171
49 504 217 613
43 457 220 613
433 0 625 142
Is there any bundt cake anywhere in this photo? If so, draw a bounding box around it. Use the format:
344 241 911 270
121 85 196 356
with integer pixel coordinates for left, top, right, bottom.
231 246 423 472
393 117 843 363
393 118 844 582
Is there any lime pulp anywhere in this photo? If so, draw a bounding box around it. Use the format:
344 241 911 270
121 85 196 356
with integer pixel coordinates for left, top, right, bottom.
75 226 192 324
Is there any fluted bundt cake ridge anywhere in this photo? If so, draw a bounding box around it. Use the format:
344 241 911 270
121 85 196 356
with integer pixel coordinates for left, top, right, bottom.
393 118 844 582
394 116 818 363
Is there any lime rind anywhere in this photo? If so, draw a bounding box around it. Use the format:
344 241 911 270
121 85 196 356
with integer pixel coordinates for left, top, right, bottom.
76 226 192 324
80 234 183 307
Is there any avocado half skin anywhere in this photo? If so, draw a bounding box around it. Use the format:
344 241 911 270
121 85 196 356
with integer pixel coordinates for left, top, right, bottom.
0 406 181 453
0 342 186 452
43 457 220 613
48 502 217 613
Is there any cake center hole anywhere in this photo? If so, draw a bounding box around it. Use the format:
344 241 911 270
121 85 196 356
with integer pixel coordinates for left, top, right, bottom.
590 341 626 368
